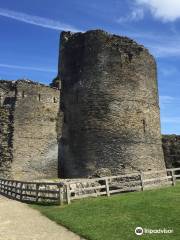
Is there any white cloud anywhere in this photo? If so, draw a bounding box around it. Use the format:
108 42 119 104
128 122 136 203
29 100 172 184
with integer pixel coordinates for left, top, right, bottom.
0 8 80 32
0 63 56 73
115 30 180 58
135 0 180 22
159 96 180 110
148 44 180 58
117 8 144 23
159 66 179 77
160 95 175 105
159 95 174 109
161 117 180 124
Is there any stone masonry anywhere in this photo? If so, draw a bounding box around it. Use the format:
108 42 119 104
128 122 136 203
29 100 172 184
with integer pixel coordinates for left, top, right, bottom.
59 30 166 178
0 81 15 178
162 135 180 169
0 80 60 180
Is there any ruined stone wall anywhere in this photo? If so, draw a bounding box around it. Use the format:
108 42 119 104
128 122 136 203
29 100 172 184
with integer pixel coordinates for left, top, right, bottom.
0 80 61 180
0 81 15 178
59 30 166 178
162 135 180 169
11 81 60 180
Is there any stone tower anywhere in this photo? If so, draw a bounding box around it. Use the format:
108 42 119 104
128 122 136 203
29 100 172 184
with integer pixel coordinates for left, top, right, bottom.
59 30 166 178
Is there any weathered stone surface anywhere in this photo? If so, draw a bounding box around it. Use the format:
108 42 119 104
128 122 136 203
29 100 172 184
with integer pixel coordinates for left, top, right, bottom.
162 134 180 168
0 80 61 180
0 81 15 178
50 76 61 89
59 29 166 178
93 168 112 178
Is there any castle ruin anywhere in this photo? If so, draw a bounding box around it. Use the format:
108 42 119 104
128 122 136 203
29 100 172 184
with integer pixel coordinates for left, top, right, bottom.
0 80 60 180
0 29 179 180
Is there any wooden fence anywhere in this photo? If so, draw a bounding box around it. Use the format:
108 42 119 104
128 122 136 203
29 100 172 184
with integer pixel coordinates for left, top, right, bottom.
64 168 180 204
0 180 64 204
0 168 180 205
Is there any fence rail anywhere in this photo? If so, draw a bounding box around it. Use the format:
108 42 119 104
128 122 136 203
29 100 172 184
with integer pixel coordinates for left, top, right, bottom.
0 168 180 205
0 180 64 204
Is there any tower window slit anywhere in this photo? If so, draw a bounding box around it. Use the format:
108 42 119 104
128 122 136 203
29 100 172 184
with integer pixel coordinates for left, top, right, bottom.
143 119 146 133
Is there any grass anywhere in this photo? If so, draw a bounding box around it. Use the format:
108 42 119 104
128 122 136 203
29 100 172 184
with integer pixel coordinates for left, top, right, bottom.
32 184 180 240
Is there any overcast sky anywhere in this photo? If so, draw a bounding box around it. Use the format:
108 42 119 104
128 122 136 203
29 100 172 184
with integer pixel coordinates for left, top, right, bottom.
0 0 180 134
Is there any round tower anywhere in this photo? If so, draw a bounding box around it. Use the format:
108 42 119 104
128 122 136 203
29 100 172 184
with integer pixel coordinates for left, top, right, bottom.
59 30 166 178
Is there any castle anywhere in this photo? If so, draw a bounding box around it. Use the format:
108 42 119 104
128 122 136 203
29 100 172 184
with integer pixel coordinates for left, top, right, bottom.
0 30 179 180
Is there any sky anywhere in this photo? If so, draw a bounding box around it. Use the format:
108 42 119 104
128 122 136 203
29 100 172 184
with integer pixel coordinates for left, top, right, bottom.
0 0 180 134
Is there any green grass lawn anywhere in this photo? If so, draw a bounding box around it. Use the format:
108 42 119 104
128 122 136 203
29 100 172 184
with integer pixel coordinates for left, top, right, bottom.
32 184 180 240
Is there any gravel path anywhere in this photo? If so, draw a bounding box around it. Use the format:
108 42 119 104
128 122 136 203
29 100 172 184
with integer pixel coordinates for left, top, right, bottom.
0 195 85 240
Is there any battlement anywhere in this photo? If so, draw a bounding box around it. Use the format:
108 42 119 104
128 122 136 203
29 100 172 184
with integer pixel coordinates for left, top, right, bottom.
0 79 59 105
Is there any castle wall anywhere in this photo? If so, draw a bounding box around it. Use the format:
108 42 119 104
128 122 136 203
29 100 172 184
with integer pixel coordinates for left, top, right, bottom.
0 81 15 178
59 30 166 178
11 81 60 180
0 80 61 180
0 106 11 177
162 135 180 169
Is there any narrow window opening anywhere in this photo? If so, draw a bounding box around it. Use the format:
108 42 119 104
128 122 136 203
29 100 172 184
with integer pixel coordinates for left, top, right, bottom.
38 94 41 101
53 97 57 103
22 91 25 98
143 119 146 133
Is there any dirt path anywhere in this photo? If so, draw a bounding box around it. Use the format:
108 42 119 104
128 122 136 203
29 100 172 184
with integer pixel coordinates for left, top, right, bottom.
0 195 85 240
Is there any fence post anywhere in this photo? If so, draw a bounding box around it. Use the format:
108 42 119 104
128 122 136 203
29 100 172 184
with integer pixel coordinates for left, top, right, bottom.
20 182 23 201
14 182 16 198
2 180 5 193
8 181 10 196
105 178 110 197
59 184 64 205
10 181 12 196
66 183 71 204
7 180 9 195
36 183 39 202
171 170 176 186
140 171 144 191
10 181 13 197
